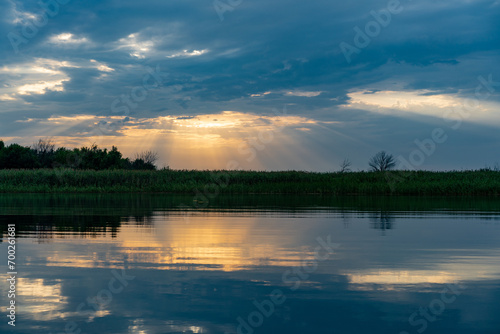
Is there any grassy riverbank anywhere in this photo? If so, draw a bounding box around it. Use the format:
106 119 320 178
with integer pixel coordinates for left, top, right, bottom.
0 169 499 195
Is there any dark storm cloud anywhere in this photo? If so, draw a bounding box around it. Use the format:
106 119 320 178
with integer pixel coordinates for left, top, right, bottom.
0 0 499 169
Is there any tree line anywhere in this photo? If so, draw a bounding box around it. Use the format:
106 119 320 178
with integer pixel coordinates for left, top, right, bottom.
0 139 395 172
0 139 158 170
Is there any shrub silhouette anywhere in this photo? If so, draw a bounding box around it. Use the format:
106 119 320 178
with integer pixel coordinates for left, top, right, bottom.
0 140 158 171
0 144 39 169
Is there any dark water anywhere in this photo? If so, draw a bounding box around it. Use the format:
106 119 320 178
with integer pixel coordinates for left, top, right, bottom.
1 194 500 334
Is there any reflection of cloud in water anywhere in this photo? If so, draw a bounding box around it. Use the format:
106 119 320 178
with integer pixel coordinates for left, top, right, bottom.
347 270 458 286
344 250 500 292
39 213 321 272
123 214 318 271
1 276 113 323
7 206 500 334
10 278 68 321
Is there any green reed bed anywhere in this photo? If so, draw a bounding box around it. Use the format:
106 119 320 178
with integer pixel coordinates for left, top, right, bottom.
0 169 499 195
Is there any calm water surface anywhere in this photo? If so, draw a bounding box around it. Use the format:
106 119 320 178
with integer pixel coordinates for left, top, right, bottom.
1 194 499 334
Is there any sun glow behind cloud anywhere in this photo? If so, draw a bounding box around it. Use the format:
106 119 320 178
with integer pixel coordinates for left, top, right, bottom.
0 0 499 172
9 111 334 170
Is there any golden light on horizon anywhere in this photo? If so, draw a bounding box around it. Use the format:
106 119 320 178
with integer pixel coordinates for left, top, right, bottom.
8 111 329 170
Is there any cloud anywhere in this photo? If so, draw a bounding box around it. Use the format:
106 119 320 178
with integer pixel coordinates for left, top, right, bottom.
166 49 209 58
346 88 500 125
0 0 499 169
0 94 16 101
48 33 90 46
285 90 323 97
18 79 67 95
115 33 155 59
89 59 114 73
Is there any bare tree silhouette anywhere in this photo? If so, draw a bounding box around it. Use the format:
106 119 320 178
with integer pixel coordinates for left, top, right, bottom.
339 158 352 173
136 150 159 166
32 138 55 155
368 151 396 172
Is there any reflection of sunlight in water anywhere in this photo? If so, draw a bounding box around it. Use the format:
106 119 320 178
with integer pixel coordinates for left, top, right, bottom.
128 318 205 334
122 214 316 271
41 213 319 271
4 201 499 334
345 251 500 291
13 278 67 320
347 270 458 285
0 276 112 322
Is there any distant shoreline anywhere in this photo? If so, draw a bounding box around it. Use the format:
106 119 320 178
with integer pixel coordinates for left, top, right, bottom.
0 169 499 195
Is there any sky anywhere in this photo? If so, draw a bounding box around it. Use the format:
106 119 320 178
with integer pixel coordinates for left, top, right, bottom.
0 0 499 171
